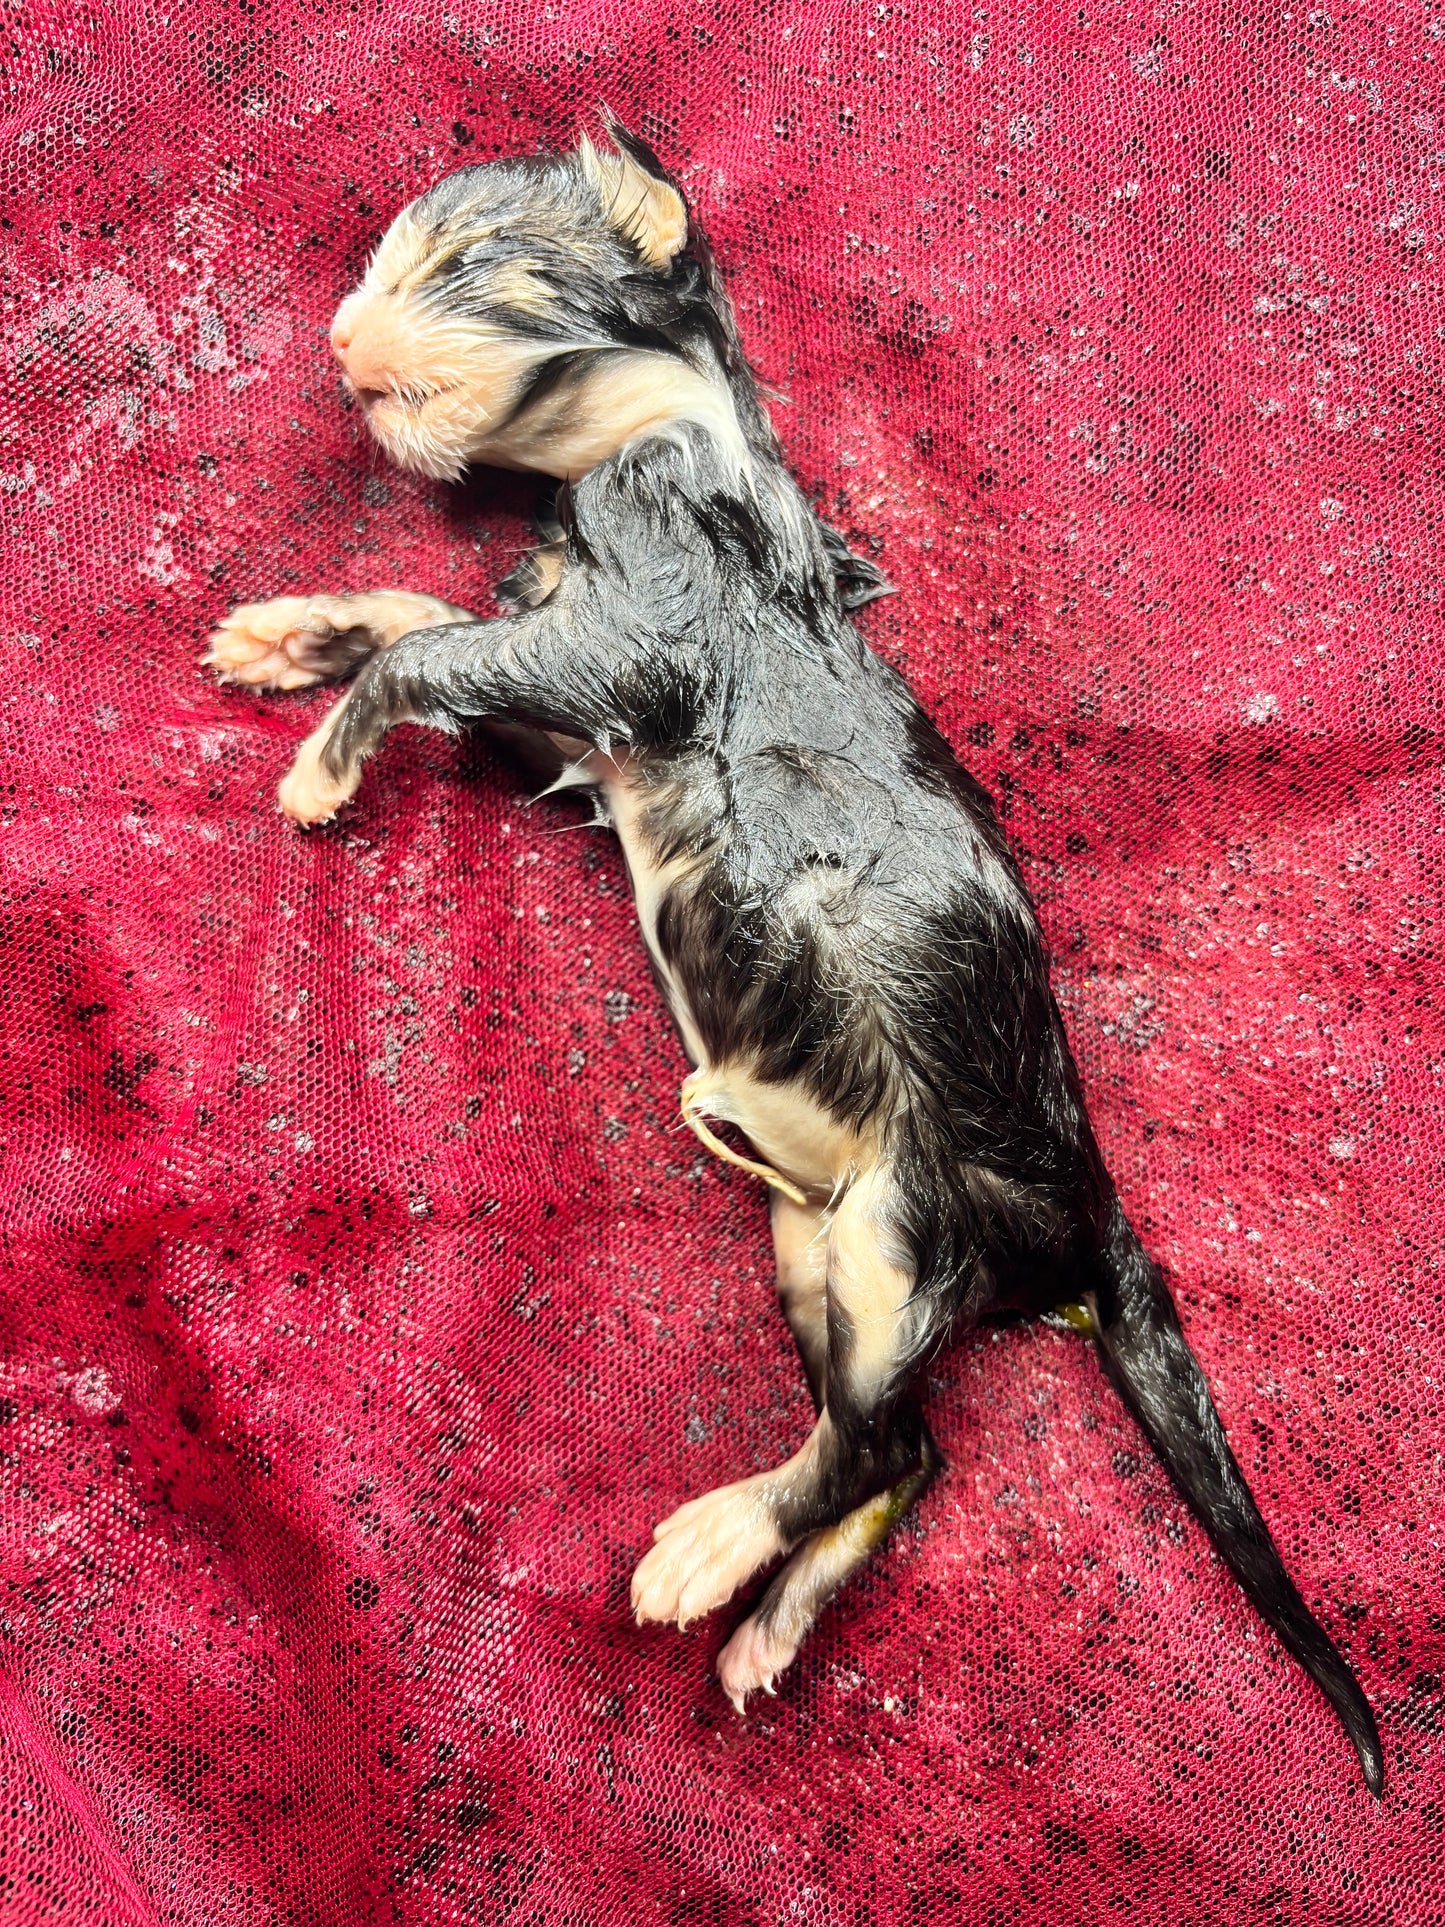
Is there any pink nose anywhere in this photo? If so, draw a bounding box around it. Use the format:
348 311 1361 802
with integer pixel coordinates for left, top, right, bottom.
328 297 390 402
330 295 362 363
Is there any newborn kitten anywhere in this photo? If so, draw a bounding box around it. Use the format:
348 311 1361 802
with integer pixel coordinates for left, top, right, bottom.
205 122 1382 1790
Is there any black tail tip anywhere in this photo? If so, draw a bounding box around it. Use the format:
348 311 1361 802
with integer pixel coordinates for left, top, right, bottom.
1358 1732 1385 1799
1340 1697 1385 1797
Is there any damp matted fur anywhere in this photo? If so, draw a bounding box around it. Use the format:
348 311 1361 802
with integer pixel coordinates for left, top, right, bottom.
205 117 1384 1793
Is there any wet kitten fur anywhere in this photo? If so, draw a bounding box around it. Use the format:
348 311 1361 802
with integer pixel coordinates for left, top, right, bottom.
206 122 1383 1792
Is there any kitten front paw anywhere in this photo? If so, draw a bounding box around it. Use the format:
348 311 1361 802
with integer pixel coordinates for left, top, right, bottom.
276 731 355 826
204 596 374 691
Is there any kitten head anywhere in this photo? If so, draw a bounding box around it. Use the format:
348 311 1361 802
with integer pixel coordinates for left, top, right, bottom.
328 121 741 482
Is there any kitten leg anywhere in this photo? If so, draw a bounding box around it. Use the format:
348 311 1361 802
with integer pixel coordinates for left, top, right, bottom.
711 1187 938 1709
632 1164 935 1642
273 607 621 825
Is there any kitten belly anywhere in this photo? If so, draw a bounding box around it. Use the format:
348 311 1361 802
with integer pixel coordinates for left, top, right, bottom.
553 741 875 1207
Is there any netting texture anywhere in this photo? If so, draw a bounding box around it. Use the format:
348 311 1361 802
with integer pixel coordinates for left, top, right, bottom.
3 3 1442 1921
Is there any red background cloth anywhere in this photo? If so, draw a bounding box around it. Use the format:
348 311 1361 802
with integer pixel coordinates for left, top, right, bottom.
2 4 1440 1920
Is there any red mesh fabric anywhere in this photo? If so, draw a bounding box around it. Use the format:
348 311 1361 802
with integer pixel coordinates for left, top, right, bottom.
2 4 1440 1920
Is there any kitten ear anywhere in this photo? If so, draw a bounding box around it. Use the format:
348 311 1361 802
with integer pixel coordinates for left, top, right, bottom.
578 113 688 271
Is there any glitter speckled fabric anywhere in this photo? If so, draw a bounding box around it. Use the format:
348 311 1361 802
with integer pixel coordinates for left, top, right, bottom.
2 5 1441 1921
